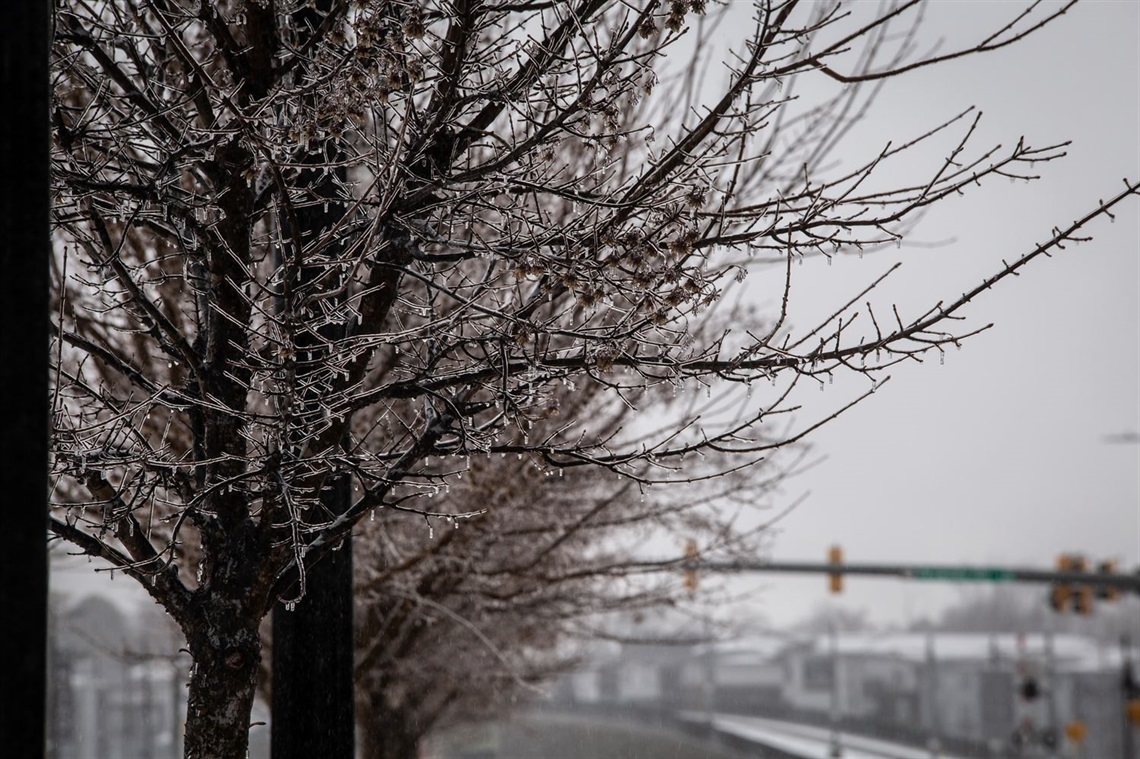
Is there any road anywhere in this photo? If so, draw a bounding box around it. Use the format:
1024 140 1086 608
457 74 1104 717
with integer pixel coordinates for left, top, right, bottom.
428 711 749 759
699 714 966 759
429 710 969 759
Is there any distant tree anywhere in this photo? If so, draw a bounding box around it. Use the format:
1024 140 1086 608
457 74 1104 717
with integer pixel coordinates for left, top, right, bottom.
345 377 780 757
48 0 1136 756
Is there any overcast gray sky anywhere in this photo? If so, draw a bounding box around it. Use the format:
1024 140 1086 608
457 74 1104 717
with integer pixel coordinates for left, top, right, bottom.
733 0 1140 628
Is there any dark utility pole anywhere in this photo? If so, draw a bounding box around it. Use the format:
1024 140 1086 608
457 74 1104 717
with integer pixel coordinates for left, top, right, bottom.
271 2 355 751
269 149 357 755
272 477 355 758
0 2 51 757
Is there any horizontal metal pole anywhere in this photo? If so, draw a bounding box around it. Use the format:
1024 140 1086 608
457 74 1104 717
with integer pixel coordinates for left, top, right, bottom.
637 559 1140 592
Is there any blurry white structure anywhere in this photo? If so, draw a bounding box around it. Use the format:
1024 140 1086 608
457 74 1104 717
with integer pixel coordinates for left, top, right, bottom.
47 593 273 759
559 631 1139 758
48 595 185 758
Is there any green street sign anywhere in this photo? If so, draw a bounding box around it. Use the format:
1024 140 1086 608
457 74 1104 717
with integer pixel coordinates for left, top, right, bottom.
911 567 1014 582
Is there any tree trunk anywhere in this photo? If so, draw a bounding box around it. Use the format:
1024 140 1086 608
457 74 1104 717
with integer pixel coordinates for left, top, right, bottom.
359 699 421 759
183 608 263 759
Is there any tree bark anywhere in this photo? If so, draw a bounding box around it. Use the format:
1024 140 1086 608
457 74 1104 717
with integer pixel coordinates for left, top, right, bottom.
183 606 263 759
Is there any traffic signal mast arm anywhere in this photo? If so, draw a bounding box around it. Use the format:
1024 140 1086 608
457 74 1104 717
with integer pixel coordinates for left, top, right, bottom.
640 558 1140 593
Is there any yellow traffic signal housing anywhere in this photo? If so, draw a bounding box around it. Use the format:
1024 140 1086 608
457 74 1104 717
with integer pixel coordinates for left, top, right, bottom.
1049 583 1071 612
1050 554 1074 612
1074 585 1094 615
1063 720 1087 744
683 540 699 594
1070 554 1087 573
1070 555 1094 615
1127 698 1140 726
828 545 843 594
1096 560 1120 601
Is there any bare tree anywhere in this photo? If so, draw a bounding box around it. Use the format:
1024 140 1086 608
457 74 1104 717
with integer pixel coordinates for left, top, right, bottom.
344 375 786 757
49 0 1137 755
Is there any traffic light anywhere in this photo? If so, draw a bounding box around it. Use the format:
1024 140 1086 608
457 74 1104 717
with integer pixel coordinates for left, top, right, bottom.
1071 555 1094 615
828 545 843 594
683 540 699 595
1127 698 1140 727
1050 554 1128 614
1125 659 1140 726
1049 554 1074 612
1063 721 1086 746
1096 559 1120 601
1074 585 1094 615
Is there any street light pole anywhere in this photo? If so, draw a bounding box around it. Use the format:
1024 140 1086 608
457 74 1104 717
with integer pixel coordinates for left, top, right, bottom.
1044 629 1058 759
829 621 842 759
926 633 942 759
1123 636 1137 759
272 475 355 759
